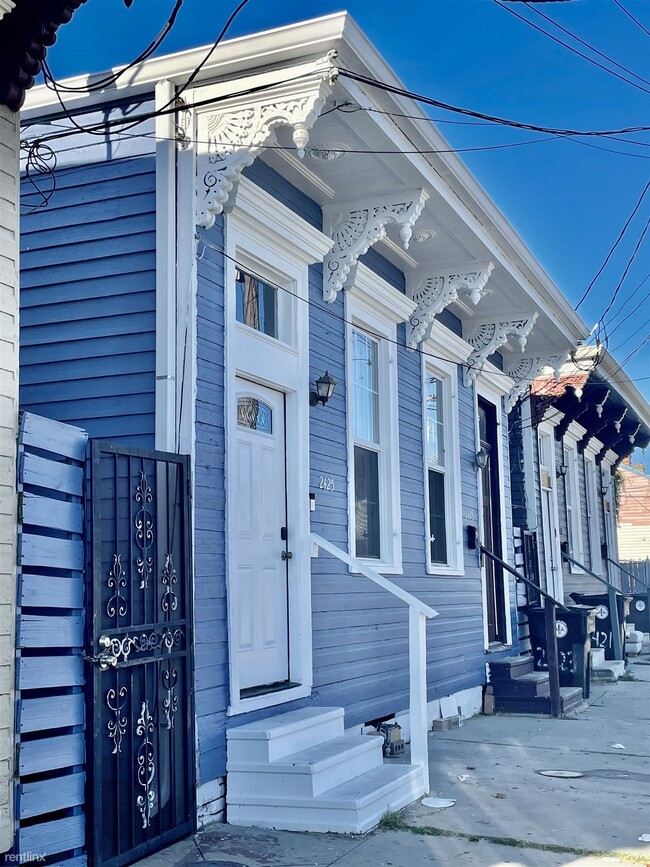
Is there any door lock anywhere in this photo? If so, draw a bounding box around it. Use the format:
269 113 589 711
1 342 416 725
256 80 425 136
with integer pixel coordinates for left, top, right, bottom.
85 635 119 670
281 550 293 561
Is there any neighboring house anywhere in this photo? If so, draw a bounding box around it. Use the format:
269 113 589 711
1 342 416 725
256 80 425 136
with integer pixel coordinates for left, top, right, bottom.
12 11 650 866
509 353 650 602
617 460 650 561
0 0 86 854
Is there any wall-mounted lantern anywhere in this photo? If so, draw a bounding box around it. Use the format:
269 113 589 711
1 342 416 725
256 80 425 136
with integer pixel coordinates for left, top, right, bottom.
556 463 569 479
475 449 489 471
309 371 337 407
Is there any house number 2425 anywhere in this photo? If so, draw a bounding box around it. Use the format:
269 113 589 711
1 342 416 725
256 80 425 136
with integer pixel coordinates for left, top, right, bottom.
319 476 335 491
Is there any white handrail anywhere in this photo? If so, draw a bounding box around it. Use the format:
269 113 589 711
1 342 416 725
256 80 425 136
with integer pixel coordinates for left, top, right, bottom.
310 532 437 795
310 533 439 619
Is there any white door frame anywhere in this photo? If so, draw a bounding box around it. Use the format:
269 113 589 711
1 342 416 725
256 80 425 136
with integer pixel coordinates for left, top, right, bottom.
222 183 330 716
538 420 564 601
475 376 513 649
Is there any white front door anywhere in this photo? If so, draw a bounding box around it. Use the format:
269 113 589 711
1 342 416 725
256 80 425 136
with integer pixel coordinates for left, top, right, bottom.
232 379 289 691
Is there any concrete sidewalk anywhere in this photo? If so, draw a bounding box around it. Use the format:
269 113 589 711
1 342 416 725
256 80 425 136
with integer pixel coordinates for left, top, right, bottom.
136 659 650 867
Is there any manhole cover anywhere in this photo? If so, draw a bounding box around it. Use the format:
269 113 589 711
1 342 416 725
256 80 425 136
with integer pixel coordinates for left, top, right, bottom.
537 769 584 778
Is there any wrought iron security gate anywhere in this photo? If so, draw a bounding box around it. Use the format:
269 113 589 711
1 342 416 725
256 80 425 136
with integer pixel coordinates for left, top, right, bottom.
88 443 195 867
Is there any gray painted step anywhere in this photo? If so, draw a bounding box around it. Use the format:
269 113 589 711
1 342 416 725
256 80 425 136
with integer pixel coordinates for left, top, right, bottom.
489 655 534 681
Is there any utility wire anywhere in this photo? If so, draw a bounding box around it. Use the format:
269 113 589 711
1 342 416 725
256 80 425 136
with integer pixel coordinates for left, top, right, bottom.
605 271 650 328
611 319 650 352
607 290 650 342
493 0 650 95
611 0 650 38
523 0 650 87
575 179 650 310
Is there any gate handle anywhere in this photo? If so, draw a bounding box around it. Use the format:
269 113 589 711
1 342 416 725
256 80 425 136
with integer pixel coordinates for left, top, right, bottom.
281 550 293 561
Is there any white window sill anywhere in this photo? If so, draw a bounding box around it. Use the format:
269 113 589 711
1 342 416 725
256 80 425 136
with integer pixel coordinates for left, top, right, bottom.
348 562 403 577
227 683 311 717
427 566 466 577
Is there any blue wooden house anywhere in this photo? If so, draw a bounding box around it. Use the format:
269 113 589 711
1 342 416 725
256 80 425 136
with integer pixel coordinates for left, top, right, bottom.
14 12 649 867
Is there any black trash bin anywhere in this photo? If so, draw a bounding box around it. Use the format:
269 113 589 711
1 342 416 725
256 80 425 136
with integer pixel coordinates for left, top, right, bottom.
628 593 650 635
569 592 631 660
525 605 596 699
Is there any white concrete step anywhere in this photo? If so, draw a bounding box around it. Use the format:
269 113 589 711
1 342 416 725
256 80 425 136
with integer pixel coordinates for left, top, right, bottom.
592 659 626 682
227 707 344 763
227 763 423 834
227 734 384 798
590 648 606 669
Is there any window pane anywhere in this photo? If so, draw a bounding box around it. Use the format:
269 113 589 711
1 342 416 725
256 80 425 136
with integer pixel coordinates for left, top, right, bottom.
237 397 273 433
235 269 278 338
426 375 445 467
354 446 380 559
429 468 447 564
352 330 379 444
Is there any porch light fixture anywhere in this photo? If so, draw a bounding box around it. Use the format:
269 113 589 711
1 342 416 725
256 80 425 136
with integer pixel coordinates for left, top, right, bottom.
309 371 337 407
556 463 569 479
601 483 610 497
475 449 489 471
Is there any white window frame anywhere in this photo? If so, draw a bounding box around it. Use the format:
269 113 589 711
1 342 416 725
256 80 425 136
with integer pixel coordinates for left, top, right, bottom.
422 356 463 575
345 267 406 575
538 419 564 601
563 425 585 573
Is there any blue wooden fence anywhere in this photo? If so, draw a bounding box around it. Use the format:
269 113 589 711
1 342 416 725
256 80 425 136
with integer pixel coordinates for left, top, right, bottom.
14 412 88 864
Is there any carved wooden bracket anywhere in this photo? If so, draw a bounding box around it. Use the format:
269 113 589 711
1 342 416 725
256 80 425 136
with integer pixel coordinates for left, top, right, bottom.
463 313 538 387
194 59 338 228
505 353 566 413
406 262 494 348
322 190 429 302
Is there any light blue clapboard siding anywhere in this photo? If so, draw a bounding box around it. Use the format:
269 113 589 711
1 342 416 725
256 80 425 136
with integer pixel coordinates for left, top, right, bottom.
20 141 156 447
16 814 85 858
20 772 86 820
19 655 84 691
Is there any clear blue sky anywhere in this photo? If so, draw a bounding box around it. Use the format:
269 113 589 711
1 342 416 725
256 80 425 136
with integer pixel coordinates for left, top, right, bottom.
46 0 650 399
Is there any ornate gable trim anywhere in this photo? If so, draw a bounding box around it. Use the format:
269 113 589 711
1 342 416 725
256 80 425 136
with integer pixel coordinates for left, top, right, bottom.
505 352 566 413
463 313 538 388
406 261 494 348
194 57 338 228
322 190 428 302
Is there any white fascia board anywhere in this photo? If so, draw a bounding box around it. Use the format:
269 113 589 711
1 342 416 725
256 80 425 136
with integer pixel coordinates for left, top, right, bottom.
475 361 514 397
424 320 472 366
22 12 349 117
351 262 416 325
232 175 333 265
565 420 588 443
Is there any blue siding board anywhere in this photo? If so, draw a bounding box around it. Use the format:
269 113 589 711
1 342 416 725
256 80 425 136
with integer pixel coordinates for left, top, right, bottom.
19 693 85 734
19 732 85 776
20 574 83 609
20 452 83 495
20 155 156 446
243 160 322 229
360 248 405 292
20 772 86 820
19 655 84 690
17 814 85 857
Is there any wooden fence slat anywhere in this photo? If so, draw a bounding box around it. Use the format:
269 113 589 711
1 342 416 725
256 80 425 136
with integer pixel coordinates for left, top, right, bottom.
19 533 84 570
19 772 85 819
20 573 84 609
18 655 84 690
21 451 84 495
20 693 85 733
21 412 87 461
18 614 83 648
17 814 85 857
21 492 84 534
19 732 84 776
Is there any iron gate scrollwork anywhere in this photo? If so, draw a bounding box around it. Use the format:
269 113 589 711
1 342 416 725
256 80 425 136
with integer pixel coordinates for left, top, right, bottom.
89 443 195 867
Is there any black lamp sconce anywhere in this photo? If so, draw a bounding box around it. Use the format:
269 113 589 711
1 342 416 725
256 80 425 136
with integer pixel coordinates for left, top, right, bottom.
475 449 488 471
556 463 568 479
309 371 337 407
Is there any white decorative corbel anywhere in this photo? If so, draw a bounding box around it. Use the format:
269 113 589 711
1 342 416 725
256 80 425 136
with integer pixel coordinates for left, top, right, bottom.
463 313 538 387
505 353 566 413
406 262 494 348
322 190 429 302
614 407 628 433
195 57 338 228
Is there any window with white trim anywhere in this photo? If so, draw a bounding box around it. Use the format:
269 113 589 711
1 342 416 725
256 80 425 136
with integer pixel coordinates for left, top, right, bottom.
564 442 584 569
423 362 462 573
347 300 401 572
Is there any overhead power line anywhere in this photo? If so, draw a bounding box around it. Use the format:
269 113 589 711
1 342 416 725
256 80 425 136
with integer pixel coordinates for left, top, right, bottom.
493 0 650 94
611 0 650 38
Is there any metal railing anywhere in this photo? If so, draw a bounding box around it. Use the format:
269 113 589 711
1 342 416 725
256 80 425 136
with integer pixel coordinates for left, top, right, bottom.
562 551 625 661
478 544 566 719
310 533 438 795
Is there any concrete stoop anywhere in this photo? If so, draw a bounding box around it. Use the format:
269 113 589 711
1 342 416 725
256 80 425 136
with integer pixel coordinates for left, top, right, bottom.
590 647 626 682
225 707 423 833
